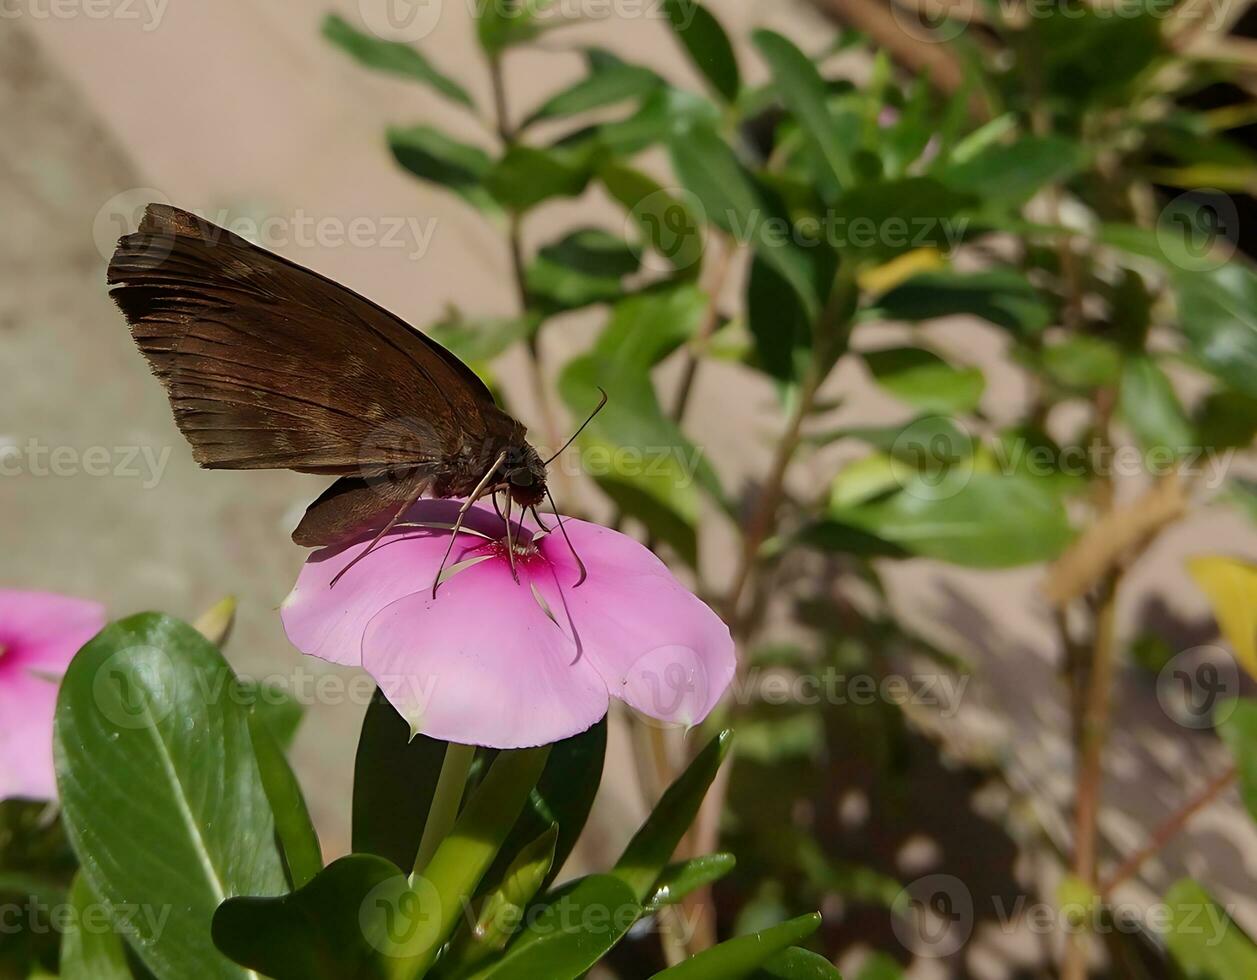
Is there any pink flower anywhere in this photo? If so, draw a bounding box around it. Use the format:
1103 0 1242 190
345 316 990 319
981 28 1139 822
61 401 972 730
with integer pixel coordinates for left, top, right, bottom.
0 590 105 801
281 500 734 748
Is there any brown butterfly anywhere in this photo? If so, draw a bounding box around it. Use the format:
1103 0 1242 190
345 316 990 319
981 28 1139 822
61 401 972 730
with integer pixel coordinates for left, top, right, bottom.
108 204 599 588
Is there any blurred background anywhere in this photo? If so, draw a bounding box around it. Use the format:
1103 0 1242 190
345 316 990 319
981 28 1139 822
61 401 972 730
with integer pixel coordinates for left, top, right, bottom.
6 0 1257 976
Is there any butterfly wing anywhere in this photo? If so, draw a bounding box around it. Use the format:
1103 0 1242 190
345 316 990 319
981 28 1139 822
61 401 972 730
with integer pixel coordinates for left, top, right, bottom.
107 204 515 475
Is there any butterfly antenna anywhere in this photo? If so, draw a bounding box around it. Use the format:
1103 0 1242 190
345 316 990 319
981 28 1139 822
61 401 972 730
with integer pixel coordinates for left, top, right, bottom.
330 481 427 588
431 452 507 599
545 486 587 588
542 387 608 466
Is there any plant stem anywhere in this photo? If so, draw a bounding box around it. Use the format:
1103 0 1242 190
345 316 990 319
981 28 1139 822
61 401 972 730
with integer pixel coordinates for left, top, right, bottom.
671 233 734 425
412 742 476 877
1062 569 1121 980
1099 765 1238 897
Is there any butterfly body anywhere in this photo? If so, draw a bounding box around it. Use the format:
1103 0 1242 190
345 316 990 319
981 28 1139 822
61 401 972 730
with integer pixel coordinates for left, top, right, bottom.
107 204 547 548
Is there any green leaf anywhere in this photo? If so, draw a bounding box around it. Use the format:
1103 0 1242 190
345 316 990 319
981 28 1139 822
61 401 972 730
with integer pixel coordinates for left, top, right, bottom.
937 136 1085 207
526 228 639 311
747 252 813 385
1030 3 1164 108
247 713 322 890
1217 699 1257 823
828 471 1074 568
1196 390 1257 450
484 145 592 212
600 162 705 274
322 14 474 108
427 313 539 392
649 913 823 979
59 875 132 980
468 875 640 980
662 0 740 102
614 730 733 901
1040 336 1122 390
213 854 408 980
352 689 448 873
821 416 970 466
486 718 607 895
1164 879 1257 979
408 747 552 976
644 853 736 912
751 946 843 979
476 0 547 54
863 346 984 414
590 86 721 157
444 826 558 974
1118 355 1194 457
670 123 820 314
753 30 850 194
557 286 722 566
869 268 1051 336
854 953 904 980
240 680 305 751
1176 264 1257 399
525 49 663 126
53 613 286 980
832 177 977 265
388 126 501 216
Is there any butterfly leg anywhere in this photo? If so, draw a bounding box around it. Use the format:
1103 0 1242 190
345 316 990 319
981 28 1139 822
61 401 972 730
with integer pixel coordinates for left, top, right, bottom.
545 486 587 588
431 452 507 599
330 480 429 588
503 492 519 584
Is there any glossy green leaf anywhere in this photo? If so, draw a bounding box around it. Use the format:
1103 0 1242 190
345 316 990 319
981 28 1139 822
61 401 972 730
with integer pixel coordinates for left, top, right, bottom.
352 689 449 873
1217 700 1257 823
863 346 984 415
1164 879 1257 979
484 145 592 212
937 136 1085 207
59 875 132 980
670 123 819 314
388 126 501 216
828 471 1074 568
468 875 640 980
614 730 733 901
1118 356 1194 457
526 228 639 311
486 717 607 895
53 613 286 980
322 14 473 108
444 826 557 974
649 913 822 979
241 680 305 751
408 747 552 976
644 853 736 912
213 854 409 980
1040 336 1122 390
600 162 705 274
525 49 663 126
752 946 843 979
869 268 1051 336
662 0 739 102
753 30 850 194
1176 264 1257 399
248 713 322 890
557 286 722 565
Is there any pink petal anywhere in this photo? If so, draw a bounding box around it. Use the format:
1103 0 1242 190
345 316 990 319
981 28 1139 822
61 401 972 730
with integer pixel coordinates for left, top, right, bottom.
361 555 609 748
0 671 59 801
0 591 104 673
280 500 501 667
533 520 734 728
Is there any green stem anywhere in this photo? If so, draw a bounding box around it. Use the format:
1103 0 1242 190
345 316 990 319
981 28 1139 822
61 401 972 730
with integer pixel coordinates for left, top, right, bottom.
412 742 476 877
